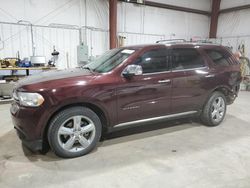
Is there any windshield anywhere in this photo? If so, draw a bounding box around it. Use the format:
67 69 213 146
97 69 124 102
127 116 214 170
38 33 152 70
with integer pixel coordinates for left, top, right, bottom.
85 48 136 73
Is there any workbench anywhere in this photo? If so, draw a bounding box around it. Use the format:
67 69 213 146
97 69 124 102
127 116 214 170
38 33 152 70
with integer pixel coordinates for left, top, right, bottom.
0 67 56 103
0 67 56 76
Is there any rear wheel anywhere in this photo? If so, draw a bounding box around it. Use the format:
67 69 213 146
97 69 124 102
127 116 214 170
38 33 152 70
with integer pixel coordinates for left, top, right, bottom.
201 91 227 127
48 106 102 158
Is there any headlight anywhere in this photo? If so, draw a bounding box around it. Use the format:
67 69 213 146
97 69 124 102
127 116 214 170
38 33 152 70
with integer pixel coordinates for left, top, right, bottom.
12 90 19 101
16 92 44 107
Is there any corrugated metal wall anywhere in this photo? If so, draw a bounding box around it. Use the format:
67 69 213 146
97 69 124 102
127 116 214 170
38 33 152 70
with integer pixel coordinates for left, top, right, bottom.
0 22 79 69
0 0 211 69
218 1 250 58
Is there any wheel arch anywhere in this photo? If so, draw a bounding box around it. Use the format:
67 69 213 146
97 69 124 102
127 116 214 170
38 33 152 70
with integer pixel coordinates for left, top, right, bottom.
41 102 109 151
203 85 232 109
212 85 234 104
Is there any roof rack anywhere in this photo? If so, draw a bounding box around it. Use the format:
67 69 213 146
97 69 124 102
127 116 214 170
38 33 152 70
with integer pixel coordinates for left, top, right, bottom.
156 39 187 44
155 38 223 47
193 39 213 44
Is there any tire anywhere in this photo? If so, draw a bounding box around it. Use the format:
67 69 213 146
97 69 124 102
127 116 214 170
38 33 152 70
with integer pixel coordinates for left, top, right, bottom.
48 106 102 158
200 91 227 127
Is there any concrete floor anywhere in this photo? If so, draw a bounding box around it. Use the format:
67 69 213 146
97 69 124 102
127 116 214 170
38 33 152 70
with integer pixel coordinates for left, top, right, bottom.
0 92 250 188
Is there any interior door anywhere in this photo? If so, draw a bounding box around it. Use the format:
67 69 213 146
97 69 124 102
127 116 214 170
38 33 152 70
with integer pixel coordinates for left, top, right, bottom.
116 47 172 124
170 47 209 114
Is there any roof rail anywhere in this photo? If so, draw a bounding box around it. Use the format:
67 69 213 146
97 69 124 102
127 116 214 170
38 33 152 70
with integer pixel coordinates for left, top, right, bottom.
193 39 213 44
156 39 187 44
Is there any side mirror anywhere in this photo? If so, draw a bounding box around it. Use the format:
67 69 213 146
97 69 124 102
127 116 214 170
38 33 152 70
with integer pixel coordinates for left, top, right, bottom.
122 64 143 78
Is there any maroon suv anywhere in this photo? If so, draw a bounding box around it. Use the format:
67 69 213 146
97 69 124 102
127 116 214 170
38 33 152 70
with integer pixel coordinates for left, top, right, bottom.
11 43 241 158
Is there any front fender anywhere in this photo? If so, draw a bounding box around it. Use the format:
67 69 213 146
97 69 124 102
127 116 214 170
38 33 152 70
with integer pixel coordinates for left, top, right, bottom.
40 96 112 138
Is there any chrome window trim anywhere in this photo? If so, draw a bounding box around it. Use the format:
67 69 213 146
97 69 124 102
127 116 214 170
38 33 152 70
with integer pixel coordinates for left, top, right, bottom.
141 66 208 75
114 111 198 128
142 70 171 76
121 66 208 77
171 66 208 73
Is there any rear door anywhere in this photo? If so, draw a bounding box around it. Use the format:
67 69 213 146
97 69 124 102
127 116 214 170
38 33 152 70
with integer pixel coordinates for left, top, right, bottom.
204 48 242 94
170 47 210 113
116 47 172 124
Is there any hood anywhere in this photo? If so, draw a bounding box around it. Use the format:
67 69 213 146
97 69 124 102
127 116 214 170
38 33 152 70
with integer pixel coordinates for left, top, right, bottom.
16 68 95 90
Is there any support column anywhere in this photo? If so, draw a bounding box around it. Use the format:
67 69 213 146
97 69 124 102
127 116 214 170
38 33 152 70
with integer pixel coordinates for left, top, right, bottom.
109 0 117 49
209 0 221 38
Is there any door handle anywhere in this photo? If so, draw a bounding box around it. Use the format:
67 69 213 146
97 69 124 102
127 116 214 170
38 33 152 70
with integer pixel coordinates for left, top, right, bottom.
158 79 171 83
205 74 215 78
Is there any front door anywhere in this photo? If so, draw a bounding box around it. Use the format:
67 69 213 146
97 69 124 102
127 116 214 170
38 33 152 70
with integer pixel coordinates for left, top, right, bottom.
116 47 172 124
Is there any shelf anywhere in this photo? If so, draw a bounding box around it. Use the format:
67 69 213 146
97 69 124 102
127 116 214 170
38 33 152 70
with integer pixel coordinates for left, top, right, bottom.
0 67 56 70
0 98 13 104
0 67 57 76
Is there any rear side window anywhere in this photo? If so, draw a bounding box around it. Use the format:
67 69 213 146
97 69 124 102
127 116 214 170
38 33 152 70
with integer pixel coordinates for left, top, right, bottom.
135 48 169 74
171 48 205 71
205 49 231 66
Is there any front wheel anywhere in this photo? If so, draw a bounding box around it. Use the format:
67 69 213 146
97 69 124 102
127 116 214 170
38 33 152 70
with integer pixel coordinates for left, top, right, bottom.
201 91 227 127
48 106 102 158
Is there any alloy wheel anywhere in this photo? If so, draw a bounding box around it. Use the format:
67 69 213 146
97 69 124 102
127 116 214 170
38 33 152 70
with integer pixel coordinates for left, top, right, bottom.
57 115 96 152
211 96 225 123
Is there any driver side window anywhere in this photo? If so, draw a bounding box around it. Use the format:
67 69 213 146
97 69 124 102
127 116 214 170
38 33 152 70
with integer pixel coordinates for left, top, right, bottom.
135 48 169 74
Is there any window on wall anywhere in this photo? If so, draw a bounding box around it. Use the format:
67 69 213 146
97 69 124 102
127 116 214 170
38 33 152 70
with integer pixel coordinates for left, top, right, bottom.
171 48 205 70
135 48 169 74
205 49 231 66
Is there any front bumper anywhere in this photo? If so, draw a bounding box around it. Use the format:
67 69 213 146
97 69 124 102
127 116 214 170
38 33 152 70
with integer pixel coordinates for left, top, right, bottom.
14 125 43 151
11 101 46 151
